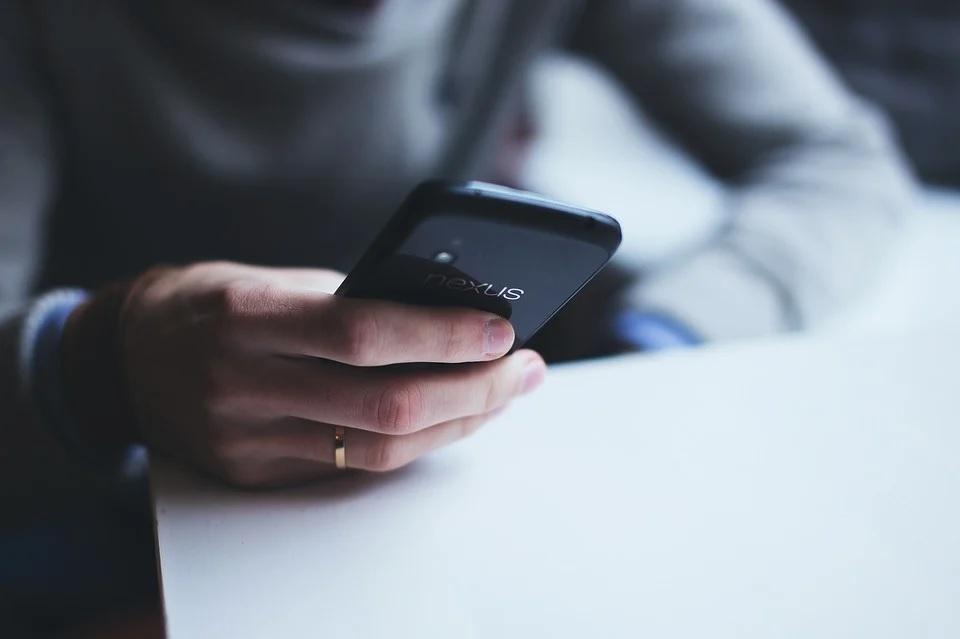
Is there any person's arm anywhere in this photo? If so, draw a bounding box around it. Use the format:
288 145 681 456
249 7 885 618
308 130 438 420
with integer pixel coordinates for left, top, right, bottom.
570 0 914 339
0 9 545 502
0 2 92 510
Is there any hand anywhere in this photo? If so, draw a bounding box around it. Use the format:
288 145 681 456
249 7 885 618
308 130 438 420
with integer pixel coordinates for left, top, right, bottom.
118 262 545 487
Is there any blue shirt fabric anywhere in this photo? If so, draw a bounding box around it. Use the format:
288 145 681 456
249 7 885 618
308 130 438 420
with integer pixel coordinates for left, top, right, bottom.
21 289 89 452
7 290 155 630
20 289 148 476
612 308 703 351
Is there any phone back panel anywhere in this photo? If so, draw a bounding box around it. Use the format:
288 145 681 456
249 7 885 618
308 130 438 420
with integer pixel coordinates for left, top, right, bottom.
338 182 621 348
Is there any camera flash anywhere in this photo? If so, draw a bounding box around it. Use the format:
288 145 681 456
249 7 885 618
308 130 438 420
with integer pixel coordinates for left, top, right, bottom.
432 251 457 264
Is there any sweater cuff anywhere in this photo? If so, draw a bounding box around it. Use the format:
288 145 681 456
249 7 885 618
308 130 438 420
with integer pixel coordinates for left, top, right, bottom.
612 309 702 351
20 289 89 438
629 246 789 341
20 289 144 476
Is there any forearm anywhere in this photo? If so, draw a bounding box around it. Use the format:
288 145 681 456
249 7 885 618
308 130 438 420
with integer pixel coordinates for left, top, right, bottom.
574 0 915 339
634 102 914 338
0 286 141 516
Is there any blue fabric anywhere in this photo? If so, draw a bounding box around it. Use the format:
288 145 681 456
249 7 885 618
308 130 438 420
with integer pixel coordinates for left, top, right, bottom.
26 290 145 474
0 475 158 631
5 292 156 631
613 309 702 351
29 291 89 448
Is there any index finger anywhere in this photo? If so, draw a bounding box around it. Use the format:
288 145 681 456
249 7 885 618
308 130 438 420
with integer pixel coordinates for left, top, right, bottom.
232 286 516 365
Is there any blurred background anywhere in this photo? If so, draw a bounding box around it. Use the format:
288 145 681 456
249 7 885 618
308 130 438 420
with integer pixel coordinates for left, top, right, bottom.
522 0 960 340
2 0 959 333
783 0 960 188
3 1 953 339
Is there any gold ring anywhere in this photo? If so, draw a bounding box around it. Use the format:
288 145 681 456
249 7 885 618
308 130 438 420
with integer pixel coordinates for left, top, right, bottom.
334 427 346 470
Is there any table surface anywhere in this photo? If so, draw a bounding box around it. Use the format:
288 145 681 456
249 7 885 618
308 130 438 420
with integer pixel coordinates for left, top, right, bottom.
153 330 960 638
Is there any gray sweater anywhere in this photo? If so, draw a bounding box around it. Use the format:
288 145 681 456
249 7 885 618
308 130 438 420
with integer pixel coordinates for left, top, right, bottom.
0 0 911 499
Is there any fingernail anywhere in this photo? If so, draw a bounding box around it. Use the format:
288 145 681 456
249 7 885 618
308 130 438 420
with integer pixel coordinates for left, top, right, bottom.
484 318 514 357
520 357 546 394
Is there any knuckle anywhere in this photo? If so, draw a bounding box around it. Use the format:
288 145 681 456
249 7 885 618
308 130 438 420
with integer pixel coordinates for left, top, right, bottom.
210 283 248 319
481 370 507 413
439 316 474 361
330 309 382 366
208 281 276 323
365 437 405 472
368 381 426 433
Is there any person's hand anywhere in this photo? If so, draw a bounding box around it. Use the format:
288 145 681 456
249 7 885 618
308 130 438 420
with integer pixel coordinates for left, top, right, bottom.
118 262 545 487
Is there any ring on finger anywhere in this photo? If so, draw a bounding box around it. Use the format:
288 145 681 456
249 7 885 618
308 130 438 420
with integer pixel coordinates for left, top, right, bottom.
334 426 347 469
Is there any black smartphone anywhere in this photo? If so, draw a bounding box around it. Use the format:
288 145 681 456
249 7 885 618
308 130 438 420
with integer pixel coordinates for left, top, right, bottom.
336 180 622 349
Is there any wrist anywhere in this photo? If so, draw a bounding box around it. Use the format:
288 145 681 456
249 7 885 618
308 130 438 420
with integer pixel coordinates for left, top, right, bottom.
61 280 141 454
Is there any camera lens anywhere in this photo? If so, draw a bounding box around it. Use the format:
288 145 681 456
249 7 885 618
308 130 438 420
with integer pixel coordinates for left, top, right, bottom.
432 251 457 264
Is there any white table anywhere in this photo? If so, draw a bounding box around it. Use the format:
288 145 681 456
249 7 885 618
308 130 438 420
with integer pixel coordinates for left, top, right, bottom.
153 330 960 638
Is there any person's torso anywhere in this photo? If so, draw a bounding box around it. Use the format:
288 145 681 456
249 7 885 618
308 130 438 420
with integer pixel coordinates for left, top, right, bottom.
27 0 576 288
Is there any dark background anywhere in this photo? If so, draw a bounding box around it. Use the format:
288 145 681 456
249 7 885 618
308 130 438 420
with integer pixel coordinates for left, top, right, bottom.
782 0 960 187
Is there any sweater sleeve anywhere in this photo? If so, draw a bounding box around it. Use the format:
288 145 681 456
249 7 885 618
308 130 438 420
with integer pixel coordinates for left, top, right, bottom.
0 3 90 510
570 0 914 339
